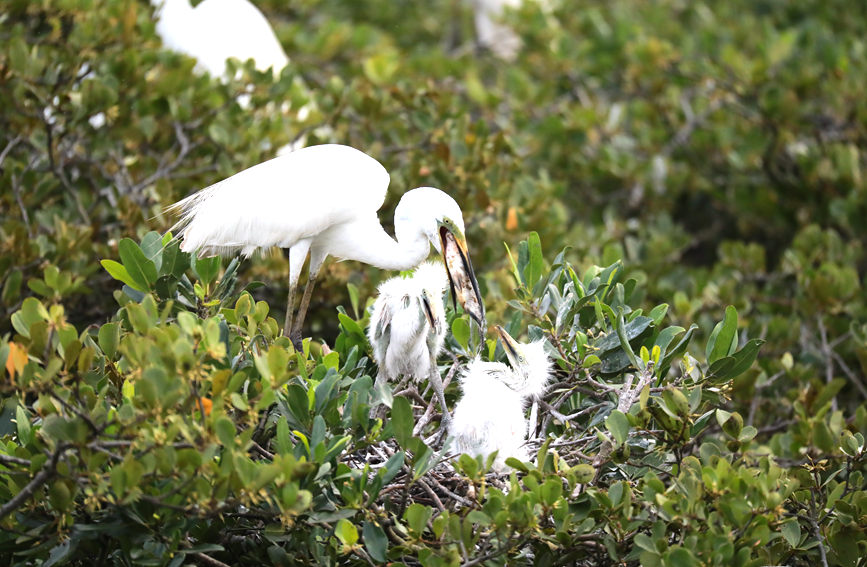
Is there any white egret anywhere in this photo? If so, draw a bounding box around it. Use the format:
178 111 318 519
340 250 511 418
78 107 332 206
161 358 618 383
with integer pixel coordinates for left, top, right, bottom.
450 326 552 471
368 261 450 423
472 0 522 60
167 144 485 349
150 0 289 78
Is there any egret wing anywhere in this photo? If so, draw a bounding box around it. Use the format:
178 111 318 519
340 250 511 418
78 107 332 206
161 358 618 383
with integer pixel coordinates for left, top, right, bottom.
169 145 390 257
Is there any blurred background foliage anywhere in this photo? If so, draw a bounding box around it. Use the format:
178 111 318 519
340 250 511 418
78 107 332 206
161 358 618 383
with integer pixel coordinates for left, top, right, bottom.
1 0 866 564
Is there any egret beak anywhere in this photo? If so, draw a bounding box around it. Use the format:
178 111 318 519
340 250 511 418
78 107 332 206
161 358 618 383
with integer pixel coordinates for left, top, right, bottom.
495 325 522 367
439 226 486 328
420 293 438 333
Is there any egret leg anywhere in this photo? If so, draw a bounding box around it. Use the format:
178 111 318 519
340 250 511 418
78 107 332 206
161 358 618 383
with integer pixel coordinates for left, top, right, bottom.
427 354 452 429
290 267 319 350
283 281 297 341
282 241 313 350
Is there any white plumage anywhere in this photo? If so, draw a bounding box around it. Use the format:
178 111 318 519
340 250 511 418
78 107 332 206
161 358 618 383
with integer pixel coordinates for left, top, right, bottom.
167 144 485 347
450 326 552 471
368 262 450 421
151 0 289 78
472 0 523 60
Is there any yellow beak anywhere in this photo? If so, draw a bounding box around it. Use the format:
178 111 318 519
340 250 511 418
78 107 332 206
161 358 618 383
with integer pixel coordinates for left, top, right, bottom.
439 226 485 329
494 325 521 367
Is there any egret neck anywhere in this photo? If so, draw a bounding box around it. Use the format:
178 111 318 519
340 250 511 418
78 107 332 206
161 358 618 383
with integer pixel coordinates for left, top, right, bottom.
311 213 432 272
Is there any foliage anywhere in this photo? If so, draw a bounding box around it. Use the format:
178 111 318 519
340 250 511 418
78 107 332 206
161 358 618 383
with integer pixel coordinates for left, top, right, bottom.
0 232 864 565
1 0 866 565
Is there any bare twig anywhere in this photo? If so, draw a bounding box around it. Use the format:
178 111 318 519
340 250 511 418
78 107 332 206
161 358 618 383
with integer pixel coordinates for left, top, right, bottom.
0 443 70 520
191 552 232 567
591 364 655 480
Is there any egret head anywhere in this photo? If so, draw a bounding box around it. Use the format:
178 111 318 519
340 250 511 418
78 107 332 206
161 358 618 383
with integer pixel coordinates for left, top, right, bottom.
395 188 485 328
495 326 553 400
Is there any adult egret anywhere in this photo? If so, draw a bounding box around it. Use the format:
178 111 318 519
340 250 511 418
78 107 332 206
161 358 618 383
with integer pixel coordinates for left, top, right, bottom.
368 261 450 423
167 144 486 349
450 326 551 471
150 0 289 78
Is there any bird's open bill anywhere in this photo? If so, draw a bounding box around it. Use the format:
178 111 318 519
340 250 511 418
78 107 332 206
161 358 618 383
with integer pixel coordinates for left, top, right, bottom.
439 226 485 328
495 325 522 365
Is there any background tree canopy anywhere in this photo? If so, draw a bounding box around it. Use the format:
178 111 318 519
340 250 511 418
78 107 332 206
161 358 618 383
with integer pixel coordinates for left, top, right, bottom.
1 0 865 565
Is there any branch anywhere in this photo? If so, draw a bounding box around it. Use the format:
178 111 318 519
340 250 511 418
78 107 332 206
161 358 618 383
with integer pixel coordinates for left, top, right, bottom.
0 443 69 520
591 364 655 480
191 552 232 567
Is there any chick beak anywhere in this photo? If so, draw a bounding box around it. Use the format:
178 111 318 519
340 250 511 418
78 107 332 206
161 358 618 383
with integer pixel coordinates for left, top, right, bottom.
439 226 486 328
420 294 438 333
495 325 521 367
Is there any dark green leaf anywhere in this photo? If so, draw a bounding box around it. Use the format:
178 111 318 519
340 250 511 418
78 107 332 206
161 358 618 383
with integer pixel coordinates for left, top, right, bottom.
363 522 388 562
706 305 738 364
118 238 158 291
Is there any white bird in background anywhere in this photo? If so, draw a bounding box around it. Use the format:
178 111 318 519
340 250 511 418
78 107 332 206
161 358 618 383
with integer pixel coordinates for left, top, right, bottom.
472 0 523 60
150 0 289 78
450 325 552 472
167 144 486 349
368 261 450 423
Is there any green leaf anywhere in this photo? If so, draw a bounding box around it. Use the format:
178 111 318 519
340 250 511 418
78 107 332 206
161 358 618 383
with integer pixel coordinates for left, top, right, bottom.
98 322 121 360
452 317 470 352
663 546 698 567
192 255 221 286
346 282 360 319
706 339 764 382
706 305 738 365
362 522 388 562
649 303 669 326
214 417 236 447
391 396 413 448
572 463 595 484
338 313 366 338
101 259 141 291
594 315 653 352
118 238 158 291
140 231 164 272
160 238 190 278
657 324 698 383
16 405 32 446
11 297 50 338
605 410 630 446
405 503 432 536
781 519 801 548
523 231 544 290
634 533 657 553
2 269 23 304
334 518 358 546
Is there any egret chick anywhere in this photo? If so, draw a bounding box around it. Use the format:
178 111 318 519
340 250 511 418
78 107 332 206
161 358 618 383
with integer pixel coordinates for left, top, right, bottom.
450 326 552 471
167 144 485 350
368 262 450 422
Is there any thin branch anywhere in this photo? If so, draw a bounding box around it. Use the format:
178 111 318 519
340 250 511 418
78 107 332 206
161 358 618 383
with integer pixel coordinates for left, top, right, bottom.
0 443 70 520
0 454 31 467
191 552 232 567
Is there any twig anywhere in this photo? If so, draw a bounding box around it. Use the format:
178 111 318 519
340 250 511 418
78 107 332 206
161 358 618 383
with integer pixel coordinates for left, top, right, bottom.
416 478 446 512
0 443 70 520
808 491 831 567
191 552 232 567
591 364 654 480
0 454 31 467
